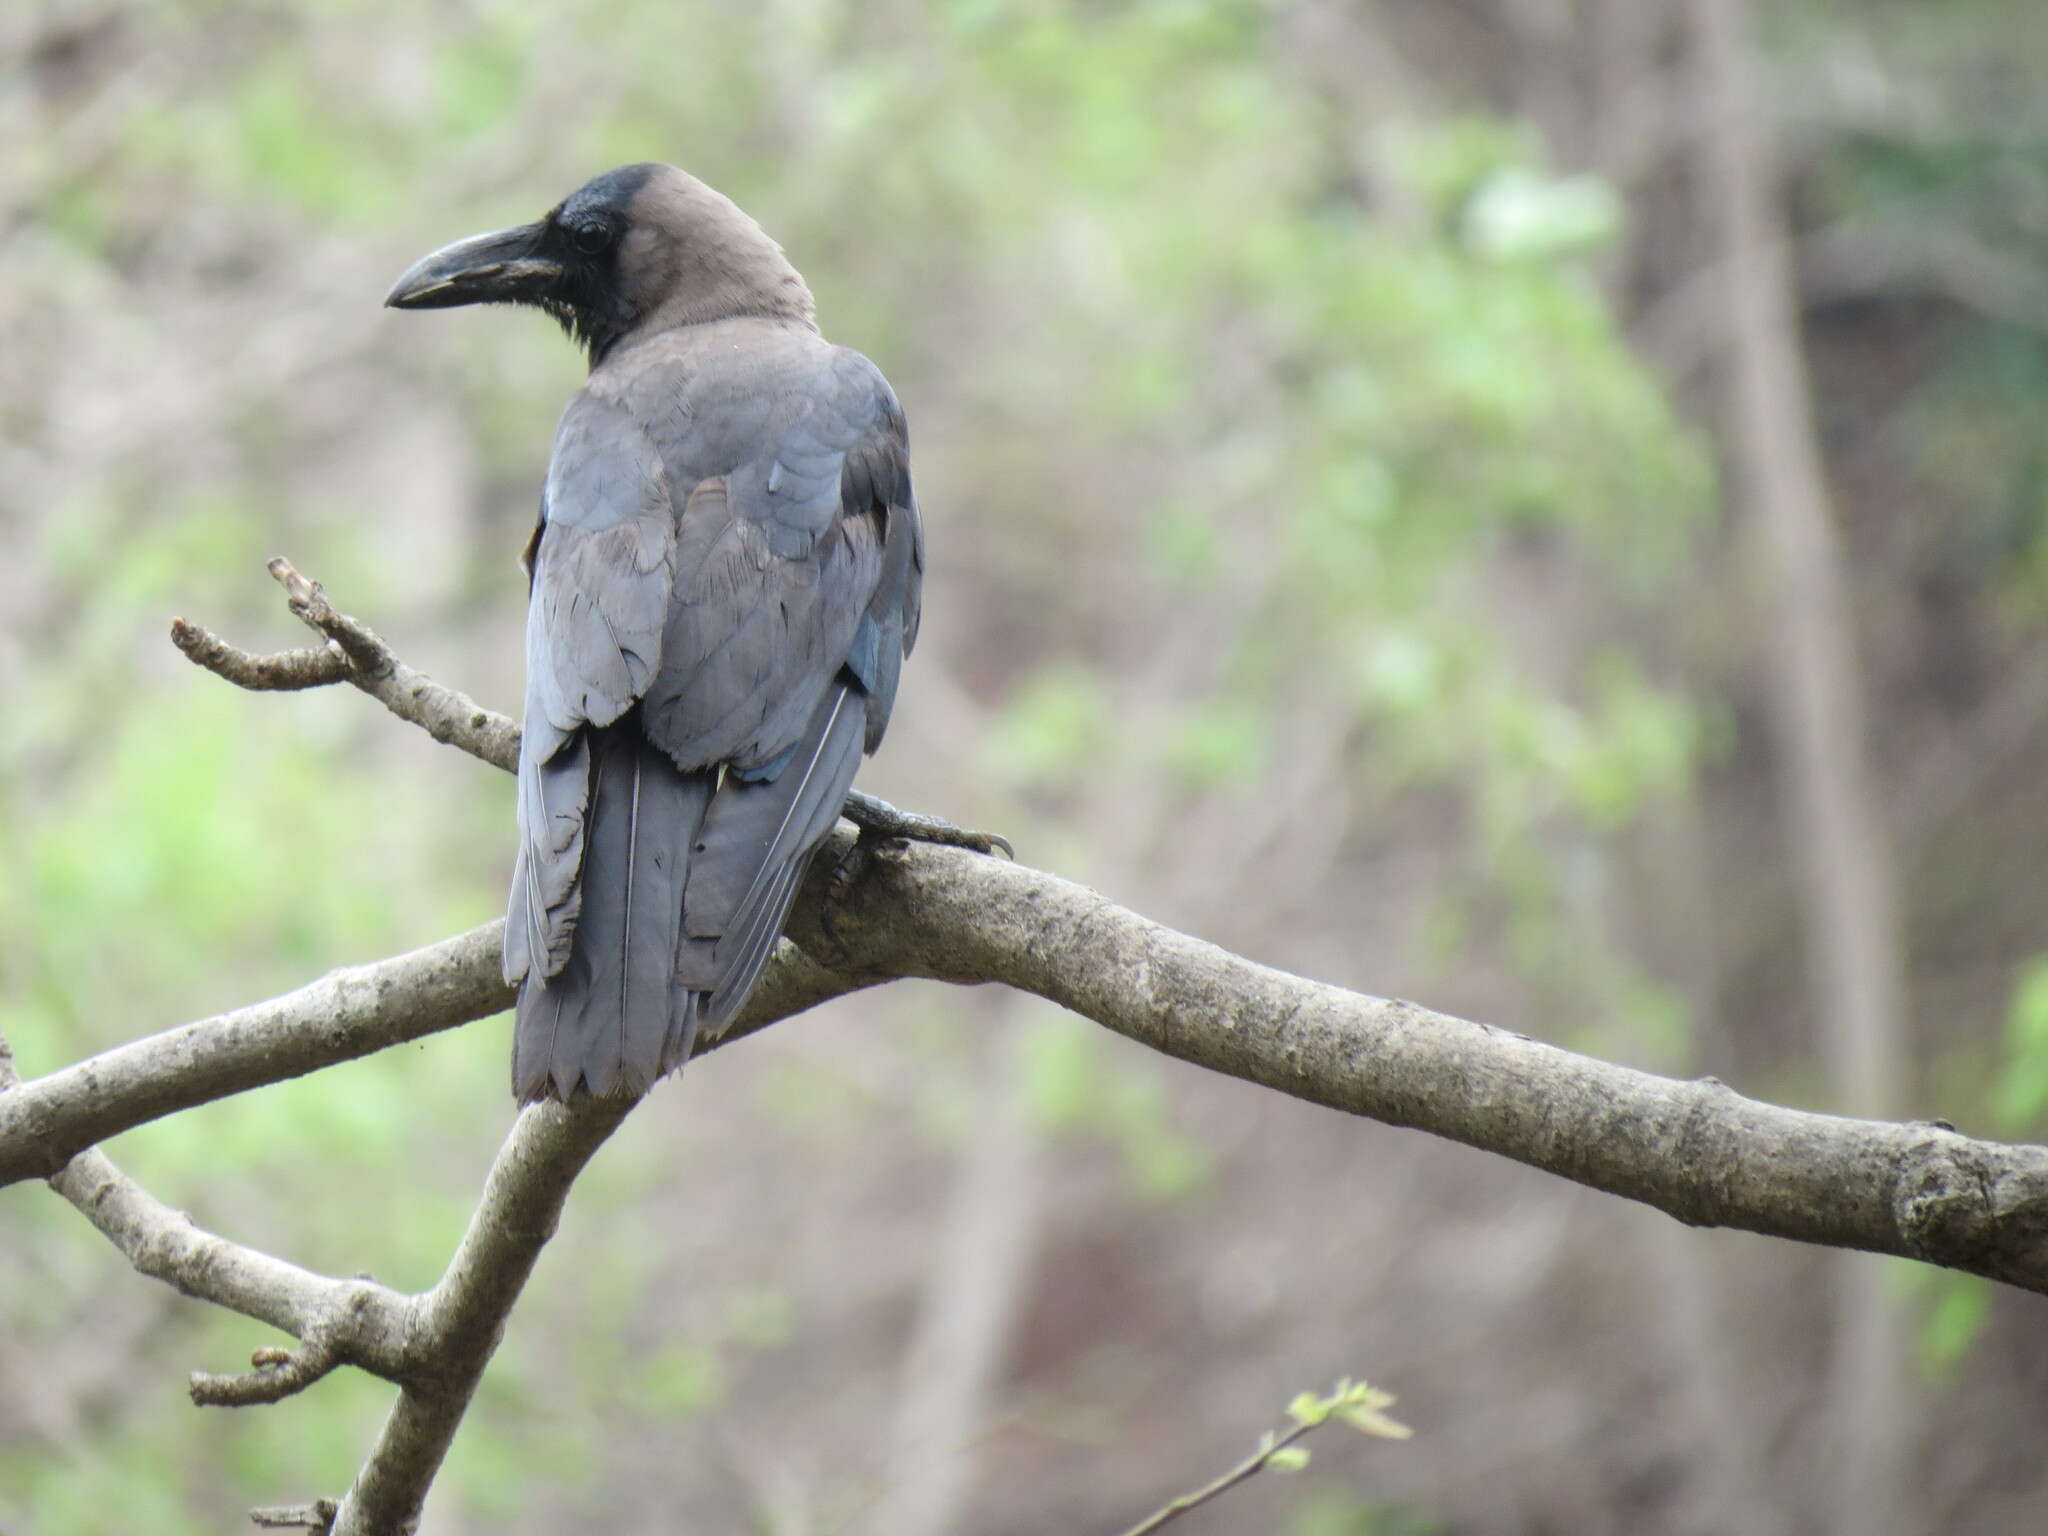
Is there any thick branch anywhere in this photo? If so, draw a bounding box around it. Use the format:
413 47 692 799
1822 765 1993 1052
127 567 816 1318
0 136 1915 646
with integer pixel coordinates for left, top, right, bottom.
16 834 2048 1298
782 835 2048 1296
330 1094 637 1536
0 924 514 1187
0 921 876 1190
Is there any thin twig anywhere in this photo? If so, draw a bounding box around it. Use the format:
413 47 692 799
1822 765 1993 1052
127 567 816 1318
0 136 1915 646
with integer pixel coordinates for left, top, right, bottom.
248 1499 338 1531
192 1335 343 1407
257 555 521 771
268 558 396 677
1117 1420 1317 1536
169 618 347 689
173 560 1003 850
1116 1381 1411 1536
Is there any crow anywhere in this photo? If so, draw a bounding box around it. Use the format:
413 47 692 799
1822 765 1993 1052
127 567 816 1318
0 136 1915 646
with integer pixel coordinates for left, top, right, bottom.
387 164 922 1102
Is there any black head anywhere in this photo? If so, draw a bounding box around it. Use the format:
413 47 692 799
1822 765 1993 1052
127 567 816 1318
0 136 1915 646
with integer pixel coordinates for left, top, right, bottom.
386 163 814 365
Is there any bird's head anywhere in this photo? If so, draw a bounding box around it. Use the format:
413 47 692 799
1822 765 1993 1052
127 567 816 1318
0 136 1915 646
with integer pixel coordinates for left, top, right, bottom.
385 163 815 365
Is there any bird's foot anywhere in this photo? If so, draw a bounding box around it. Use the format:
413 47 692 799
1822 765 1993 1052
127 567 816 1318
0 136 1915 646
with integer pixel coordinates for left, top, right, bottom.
841 790 1013 859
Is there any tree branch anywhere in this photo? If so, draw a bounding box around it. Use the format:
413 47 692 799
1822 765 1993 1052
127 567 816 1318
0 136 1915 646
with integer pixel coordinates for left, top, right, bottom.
170 559 1006 854
32 826 2042 1527
10 562 2046 1530
329 1093 638 1535
4 1009 659 1531
249 1500 339 1531
16 807 2048 1305
1116 1381 1409 1536
0 919 876 1189
168 618 348 690
257 556 527 769
0 924 511 1188
191 1335 343 1408
779 834 2048 1297
1 1021 415 1404
46 1146 415 1389
1118 1419 1319 1536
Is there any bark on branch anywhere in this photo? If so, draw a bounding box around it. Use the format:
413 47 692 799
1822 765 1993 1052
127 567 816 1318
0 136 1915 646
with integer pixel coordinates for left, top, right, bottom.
0 924 513 1188
0 920 865 1190
802 838 2048 1292
47 1145 414 1392
185 556 520 769
328 1093 638 1535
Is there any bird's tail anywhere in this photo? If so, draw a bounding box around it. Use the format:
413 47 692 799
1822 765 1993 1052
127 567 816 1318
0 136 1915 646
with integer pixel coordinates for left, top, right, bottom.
679 680 870 1032
512 727 712 1102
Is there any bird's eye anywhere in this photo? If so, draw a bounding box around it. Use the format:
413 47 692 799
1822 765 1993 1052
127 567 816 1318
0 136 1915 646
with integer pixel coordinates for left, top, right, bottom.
570 222 613 255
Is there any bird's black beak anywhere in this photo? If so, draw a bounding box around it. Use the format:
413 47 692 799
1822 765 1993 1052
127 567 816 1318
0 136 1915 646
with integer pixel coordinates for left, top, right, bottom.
384 222 560 310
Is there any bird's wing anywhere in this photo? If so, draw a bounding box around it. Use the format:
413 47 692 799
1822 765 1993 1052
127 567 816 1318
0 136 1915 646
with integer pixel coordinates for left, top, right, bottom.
639 348 921 772
502 391 676 987
838 375 924 752
628 347 923 1031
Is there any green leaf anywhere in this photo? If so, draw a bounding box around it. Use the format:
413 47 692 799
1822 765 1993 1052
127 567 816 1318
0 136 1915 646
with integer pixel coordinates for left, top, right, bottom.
1267 1445 1312 1474
1337 1402 1414 1441
1287 1390 1332 1427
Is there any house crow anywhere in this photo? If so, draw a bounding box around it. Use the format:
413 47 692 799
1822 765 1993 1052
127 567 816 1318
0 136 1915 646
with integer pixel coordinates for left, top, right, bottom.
387 164 923 1102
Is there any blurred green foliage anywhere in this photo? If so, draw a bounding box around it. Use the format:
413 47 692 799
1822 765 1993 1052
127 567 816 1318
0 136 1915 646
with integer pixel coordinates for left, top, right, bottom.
9 0 2047 1529
1287 1491 1443 1536
5 1 1708 1526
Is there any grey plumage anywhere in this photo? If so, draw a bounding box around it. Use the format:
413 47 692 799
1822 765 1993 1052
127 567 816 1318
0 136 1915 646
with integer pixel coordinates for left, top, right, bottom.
389 163 922 1101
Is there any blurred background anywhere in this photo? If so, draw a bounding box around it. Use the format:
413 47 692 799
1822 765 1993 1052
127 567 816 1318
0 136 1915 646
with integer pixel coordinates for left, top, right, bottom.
4 1 2047 1531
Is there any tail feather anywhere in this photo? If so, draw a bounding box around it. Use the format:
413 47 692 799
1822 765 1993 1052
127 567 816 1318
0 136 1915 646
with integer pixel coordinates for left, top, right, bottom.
657 986 700 1081
512 727 713 1101
684 681 869 1032
705 849 809 1026
503 735 592 985
509 680 869 1101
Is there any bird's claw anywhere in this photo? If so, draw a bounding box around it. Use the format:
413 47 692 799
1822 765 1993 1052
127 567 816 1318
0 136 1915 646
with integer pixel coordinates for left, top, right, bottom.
841 790 1013 859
